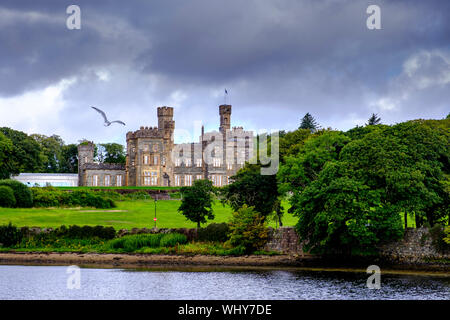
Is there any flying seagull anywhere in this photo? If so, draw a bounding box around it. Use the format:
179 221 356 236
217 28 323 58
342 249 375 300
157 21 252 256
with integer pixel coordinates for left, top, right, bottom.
91 106 126 126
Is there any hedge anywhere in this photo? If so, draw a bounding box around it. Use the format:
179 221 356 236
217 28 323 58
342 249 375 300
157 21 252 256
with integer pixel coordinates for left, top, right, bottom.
0 186 16 208
0 179 33 208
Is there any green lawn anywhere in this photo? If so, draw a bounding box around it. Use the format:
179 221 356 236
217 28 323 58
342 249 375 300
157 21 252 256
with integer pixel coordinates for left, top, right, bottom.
0 200 298 230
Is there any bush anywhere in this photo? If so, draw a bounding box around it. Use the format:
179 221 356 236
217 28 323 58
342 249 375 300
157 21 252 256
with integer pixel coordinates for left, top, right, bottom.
159 233 187 247
0 179 33 208
228 205 268 253
198 223 230 242
0 186 16 208
429 224 450 253
31 187 116 209
106 233 187 252
444 226 450 245
0 223 23 247
54 225 116 240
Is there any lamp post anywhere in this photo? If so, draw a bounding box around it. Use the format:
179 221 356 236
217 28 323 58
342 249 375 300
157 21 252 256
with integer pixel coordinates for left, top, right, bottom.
154 197 157 229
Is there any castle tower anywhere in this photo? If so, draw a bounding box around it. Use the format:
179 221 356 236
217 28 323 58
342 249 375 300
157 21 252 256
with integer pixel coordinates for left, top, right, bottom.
157 106 174 134
77 141 95 186
219 104 231 133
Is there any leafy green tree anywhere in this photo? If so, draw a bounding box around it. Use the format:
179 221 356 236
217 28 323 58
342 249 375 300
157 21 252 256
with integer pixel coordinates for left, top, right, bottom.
228 205 268 253
279 119 449 255
366 113 381 125
97 143 126 164
0 133 15 179
279 128 311 161
221 164 279 221
31 134 65 173
299 113 319 132
0 127 43 173
60 144 79 173
178 179 216 228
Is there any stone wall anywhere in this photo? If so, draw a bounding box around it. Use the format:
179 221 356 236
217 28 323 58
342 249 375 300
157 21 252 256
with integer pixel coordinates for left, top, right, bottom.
263 227 308 256
378 227 450 263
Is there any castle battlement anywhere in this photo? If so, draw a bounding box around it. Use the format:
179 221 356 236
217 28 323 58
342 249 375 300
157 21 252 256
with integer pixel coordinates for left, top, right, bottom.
126 126 161 140
157 106 174 117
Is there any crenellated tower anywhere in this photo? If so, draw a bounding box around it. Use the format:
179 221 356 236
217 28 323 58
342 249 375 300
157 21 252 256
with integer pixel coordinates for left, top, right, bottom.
77 141 95 186
219 104 231 133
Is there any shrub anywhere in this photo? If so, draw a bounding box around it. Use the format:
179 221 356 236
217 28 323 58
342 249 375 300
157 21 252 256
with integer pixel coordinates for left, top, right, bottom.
429 224 450 253
0 186 16 208
31 187 116 209
50 225 116 240
0 223 23 247
106 233 187 252
159 233 187 247
228 205 268 253
198 223 230 242
444 226 450 245
0 179 33 208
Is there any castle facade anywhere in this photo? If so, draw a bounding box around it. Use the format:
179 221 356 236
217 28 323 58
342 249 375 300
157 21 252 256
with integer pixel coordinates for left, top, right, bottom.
77 104 253 187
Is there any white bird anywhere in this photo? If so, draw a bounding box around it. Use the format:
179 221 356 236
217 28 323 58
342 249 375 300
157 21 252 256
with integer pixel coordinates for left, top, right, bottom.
91 106 126 126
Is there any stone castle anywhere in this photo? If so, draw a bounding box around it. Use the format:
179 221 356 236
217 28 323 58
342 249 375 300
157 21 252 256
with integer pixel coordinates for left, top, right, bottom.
78 104 253 187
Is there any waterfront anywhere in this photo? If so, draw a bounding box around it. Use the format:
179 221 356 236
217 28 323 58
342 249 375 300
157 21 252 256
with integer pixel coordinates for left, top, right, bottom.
0 265 448 300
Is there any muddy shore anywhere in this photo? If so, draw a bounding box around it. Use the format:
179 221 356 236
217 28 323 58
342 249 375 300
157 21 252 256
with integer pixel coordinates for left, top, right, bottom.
0 252 448 274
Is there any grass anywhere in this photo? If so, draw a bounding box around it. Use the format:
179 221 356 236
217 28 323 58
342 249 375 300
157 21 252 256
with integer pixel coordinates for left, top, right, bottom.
0 199 298 229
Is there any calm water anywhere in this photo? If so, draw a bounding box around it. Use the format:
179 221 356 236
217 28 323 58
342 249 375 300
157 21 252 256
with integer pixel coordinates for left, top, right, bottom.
0 265 448 300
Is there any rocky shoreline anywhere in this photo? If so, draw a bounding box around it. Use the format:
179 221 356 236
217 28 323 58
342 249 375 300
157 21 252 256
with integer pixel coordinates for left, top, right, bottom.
0 252 448 274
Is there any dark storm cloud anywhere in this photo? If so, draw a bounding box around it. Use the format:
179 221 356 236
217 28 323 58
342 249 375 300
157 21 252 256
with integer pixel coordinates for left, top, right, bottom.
0 0 449 144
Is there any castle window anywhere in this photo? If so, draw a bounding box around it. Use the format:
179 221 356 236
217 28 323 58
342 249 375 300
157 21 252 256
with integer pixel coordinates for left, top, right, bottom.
151 171 158 185
116 175 122 187
196 174 203 180
153 144 158 152
175 175 181 186
161 156 166 166
185 159 191 167
196 159 202 167
92 175 98 187
143 171 151 185
153 155 158 165
210 175 222 187
84 157 88 163
104 175 111 187
175 158 181 167
143 155 150 165
227 162 233 170
185 175 192 186
213 158 221 167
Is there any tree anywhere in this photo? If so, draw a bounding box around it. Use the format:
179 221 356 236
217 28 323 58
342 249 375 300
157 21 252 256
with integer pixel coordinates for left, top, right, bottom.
228 205 268 253
31 134 65 173
0 133 15 179
299 113 319 132
366 113 381 125
278 119 449 255
96 143 126 164
0 127 43 173
178 179 216 228
221 164 280 221
60 144 78 173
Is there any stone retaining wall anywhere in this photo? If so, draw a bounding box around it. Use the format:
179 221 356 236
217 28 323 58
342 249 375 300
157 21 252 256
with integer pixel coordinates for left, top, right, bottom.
378 227 450 263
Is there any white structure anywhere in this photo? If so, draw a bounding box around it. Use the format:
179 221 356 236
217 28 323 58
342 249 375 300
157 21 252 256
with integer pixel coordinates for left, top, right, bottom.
12 173 79 187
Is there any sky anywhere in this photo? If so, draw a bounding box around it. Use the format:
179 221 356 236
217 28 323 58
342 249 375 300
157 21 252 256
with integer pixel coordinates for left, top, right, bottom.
0 0 449 146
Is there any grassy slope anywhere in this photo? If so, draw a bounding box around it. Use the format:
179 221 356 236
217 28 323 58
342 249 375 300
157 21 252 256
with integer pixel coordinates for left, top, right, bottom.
0 200 298 229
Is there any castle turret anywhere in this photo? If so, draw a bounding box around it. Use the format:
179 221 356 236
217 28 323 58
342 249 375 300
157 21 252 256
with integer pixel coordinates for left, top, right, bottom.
219 104 231 133
77 141 95 186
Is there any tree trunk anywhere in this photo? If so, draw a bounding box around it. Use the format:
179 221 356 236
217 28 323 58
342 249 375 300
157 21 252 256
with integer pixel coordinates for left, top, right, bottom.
404 212 408 229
